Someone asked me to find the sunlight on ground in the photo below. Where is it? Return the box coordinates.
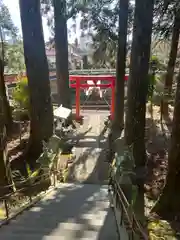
[47,187,111,239]
[70,152,98,182]
[0,208,6,219]
[148,220,177,239]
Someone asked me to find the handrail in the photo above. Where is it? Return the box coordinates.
[0,168,50,190]
[115,179,148,239]
[109,170,148,239]
[0,166,64,222]
[1,138,147,239]
[0,170,52,197]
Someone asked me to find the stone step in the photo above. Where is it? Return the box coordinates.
[0,183,118,240]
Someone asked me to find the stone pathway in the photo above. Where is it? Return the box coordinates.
[68,110,110,184]
[0,184,118,240]
[0,111,119,240]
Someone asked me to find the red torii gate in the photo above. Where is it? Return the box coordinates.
[5,73,128,120]
[69,75,128,120]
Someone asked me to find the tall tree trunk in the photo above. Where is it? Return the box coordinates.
[124,0,154,219]
[0,96,12,197]
[125,0,154,167]
[0,59,12,134]
[163,12,180,115]
[153,69,180,215]
[53,0,71,109]
[83,55,88,69]
[113,0,129,133]
[0,28,13,134]
[19,0,53,157]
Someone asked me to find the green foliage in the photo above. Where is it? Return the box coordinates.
[153,0,180,39]
[113,145,135,176]
[26,163,40,179]
[26,163,31,176]
[78,0,133,67]
[0,2,23,73]
[92,31,117,68]
[22,136,63,187]
[110,144,138,206]
[151,39,170,69]
[12,76,29,110]
[148,56,161,100]
[37,135,63,169]
[41,0,133,68]
[148,74,156,100]
[0,0,19,77]
[0,1,18,38]
[4,41,25,74]
[150,55,159,70]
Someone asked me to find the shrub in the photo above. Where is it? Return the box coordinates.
[12,76,29,110]
[150,55,159,71]
[148,73,156,100]
[148,56,161,100]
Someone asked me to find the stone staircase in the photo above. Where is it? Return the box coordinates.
[0,183,118,240]
[0,111,124,239]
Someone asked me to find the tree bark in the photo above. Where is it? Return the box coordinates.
[19,0,53,156]
[125,0,154,167]
[0,59,13,134]
[153,69,180,215]
[124,0,154,220]
[0,97,12,197]
[163,12,180,115]
[0,27,13,134]
[53,0,71,109]
[113,0,129,133]
[83,55,88,69]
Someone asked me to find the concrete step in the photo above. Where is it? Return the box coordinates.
[0,183,118,240]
